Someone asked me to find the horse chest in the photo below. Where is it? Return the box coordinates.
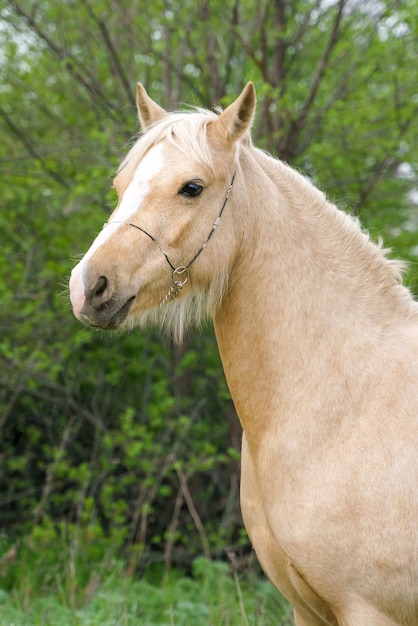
[240,434,341,624]
[240,429,418,623]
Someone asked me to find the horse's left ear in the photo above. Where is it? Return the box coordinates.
[136,83,167,130]
[215,82,256,144]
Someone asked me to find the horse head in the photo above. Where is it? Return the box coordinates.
[69,82,256,338]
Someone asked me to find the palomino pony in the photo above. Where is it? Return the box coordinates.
[69,83,418,625]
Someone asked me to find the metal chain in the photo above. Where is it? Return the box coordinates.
[159,266,189,307]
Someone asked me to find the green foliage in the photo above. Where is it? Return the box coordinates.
[0,531,289,625]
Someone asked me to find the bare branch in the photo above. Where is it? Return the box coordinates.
[33,414,79,525]
[7,0,122,122]
[354,104,418,211]
[176,467,211,560]
[280,0,346,158]
[0,105,70,187]
[79,0,134,106]
[163,485,184,581]
[297,0,346,127]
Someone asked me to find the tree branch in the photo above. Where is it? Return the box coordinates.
[78,0,134,106]
[7,0,122,122]
[354,104,418,211]
[0,105,70,187]
[176,467,211,560]
[281,0,346,158]
[33,414,79,525]
[297,0,346,128]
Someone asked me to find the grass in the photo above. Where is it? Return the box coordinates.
[0,530,292,625]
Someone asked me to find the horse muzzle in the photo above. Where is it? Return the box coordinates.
[69,264,136,330]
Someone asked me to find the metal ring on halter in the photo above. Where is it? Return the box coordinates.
[172,266,189,287]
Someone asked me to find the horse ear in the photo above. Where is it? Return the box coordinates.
[215,82,256,144]
[136,83,167,130]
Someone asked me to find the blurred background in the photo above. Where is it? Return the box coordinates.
[0,0,417,621]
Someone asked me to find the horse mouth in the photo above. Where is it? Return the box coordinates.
[106,296,136,329]
[88,296,136,330]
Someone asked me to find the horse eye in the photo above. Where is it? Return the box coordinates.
[179,182,204,198]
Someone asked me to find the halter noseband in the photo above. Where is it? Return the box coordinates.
[104,171,236,306]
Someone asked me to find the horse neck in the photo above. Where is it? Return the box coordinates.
[213,147,415,447]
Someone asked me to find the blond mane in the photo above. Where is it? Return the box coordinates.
[251,146,414,309]
[119,108,220,175]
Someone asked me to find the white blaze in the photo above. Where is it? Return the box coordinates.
[69,143,165,314]
[84,142,165,262]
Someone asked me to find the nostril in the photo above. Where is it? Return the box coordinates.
[90,275,111,308]
[94,275,108,298]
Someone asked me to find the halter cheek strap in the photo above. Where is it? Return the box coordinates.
[103,172,236,306]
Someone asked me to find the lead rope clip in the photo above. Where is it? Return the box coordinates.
[159,266,189,307]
